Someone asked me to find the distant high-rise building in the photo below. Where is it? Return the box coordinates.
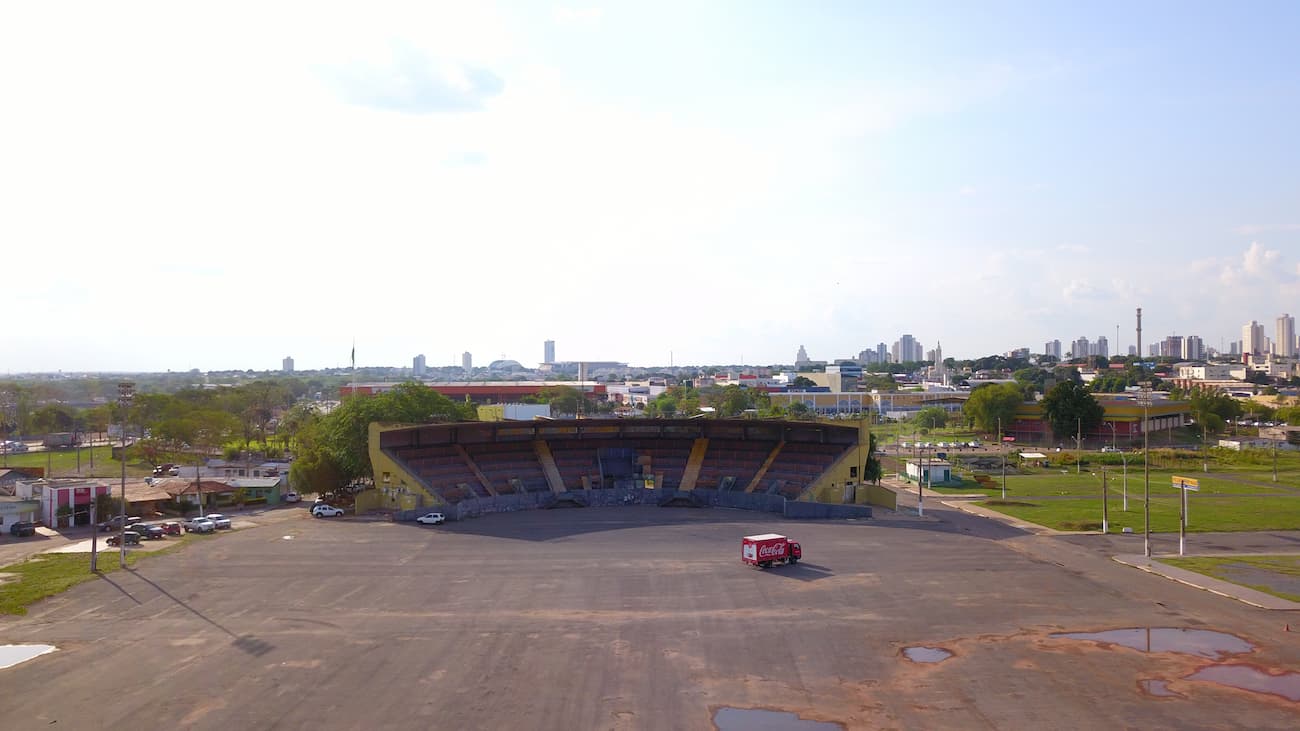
[281,356,294,373]
[1094,336,1109,359]
[1072,337,1090,360]
[413,354,427,376]
[462,351,473,374]
[1045,340,1062,359]
[1183,336,1204,361]
[1163,335,1183,359]
[1242,320,1266,359]
[796,345,810,367]
[544,340,556,364]
[1128,345,1137,356]
[893,334,922,363]
[1277,314,1296,358]
[1230,341,1241,356]
[876,342,888,363]
[1006,347,1029,360]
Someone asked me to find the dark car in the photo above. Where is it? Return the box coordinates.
[8,521,38,537]
[106,531,141,547]
[99,516,142,533]
[133,523,166,540]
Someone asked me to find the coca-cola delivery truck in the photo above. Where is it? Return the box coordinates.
[741,533,801,568]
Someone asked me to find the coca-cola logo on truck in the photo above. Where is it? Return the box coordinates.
[757,543,785,558]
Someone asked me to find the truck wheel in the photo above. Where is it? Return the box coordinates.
[789,557,798,565]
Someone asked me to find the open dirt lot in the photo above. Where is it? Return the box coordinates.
[1,506,1298,729]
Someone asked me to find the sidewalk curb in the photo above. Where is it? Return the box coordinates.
[1112,554,1300,611]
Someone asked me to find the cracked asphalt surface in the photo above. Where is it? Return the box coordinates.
[2,505,1298,729]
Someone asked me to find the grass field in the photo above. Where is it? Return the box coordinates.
[0,534,210,615]
[0,446,154,479]
[1162,555,1300,603]
[977,494,1300,533]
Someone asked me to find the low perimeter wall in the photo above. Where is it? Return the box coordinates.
[421,488,871,522]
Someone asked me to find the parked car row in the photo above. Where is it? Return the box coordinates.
[2,440,29,453]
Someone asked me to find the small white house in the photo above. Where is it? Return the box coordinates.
[905,459,951,484]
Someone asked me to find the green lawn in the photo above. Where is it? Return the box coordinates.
[967,468,1295,499]
[0,534,210,615]
[978,495,1300,533]
[1162,555,1300,603]
[0,446,154,479]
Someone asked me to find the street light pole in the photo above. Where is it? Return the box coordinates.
[998,416,1006,500]
[117,382,134,566]
[1138,381,1152,557]
[1076,417,1082,474]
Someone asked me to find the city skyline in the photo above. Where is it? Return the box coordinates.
[3,3,1299,373]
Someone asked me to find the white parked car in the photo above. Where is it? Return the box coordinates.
[282,491,301,503]
[312,504,344,518]
[183,517,216,534]
[205,513,233,529]
[415,512,445,525]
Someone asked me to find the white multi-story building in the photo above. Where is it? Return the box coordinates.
[281,356,294,373]
[1045,340,1062,359]
[1242,320,1266,358]
[413,354,427,377]
[1094,336,1109,358]
[1183,335,1204,361]
[1277,314,1296,358]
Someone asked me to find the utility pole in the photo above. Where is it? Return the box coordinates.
[117,382,134,566]
[1138,382,1153,557]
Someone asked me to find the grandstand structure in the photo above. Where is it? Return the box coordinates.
[364,419,869,517]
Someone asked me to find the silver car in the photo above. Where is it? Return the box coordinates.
[205,513,233,530]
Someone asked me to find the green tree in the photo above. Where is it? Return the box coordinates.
[290,382,475,491]
[915,406,948,430]
[790,376,817,390]
[1040,381,1104,441]
[962,383,1024,433]
[862,432,883,485]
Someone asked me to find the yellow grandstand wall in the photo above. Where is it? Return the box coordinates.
[369,423,445,509]
[803,419,873,503]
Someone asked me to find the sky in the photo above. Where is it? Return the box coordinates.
[3,1,1299,373]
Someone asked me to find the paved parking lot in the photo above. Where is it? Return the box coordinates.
[1,506,1298,729]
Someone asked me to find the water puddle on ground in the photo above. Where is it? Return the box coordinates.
[0,644,57,670]
[713,707,845,730]
[902,646,953,663]
[1185,664,1300,702]
[1049,628,1253,660]
[1138,679,1182,698]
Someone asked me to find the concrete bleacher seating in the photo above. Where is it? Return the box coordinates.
[762,442,850,501]
[695,439,775,491]
[464,442,549,493]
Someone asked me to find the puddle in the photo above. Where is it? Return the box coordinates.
[1185,664,1300,702]
[1049,628,1253,660]
[902,646,953,663]
[0,644,57,670]
[713,707,845,730]
[1138,679,1182,698]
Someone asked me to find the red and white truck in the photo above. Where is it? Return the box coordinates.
[741,533,802,568]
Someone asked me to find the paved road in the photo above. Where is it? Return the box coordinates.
[2,506,1299,729]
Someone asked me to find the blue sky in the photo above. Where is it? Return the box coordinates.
[2,1,1298,372]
